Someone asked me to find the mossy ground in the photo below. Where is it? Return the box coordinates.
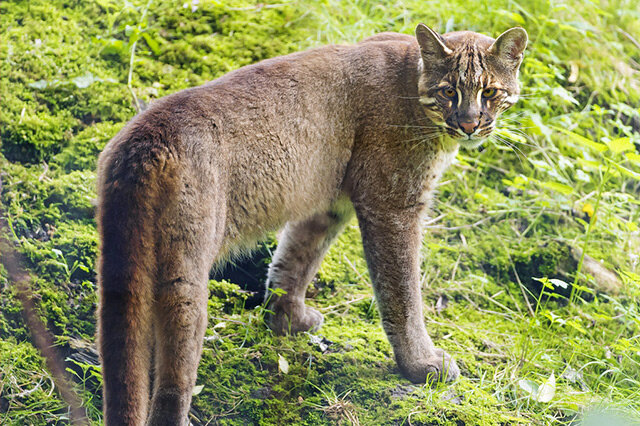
[1,0,639,424]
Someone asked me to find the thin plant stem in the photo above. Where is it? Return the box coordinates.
[570,161,611,303]
[127,0,153,112]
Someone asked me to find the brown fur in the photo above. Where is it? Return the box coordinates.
[97,25,526,425]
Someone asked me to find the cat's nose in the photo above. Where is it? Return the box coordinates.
[459,120,479,135]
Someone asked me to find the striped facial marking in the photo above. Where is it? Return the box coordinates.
[415,26,527,147]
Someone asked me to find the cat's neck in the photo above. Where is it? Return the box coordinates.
[344,35,426,126]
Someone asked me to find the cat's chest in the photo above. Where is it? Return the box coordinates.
[418,138,458,203]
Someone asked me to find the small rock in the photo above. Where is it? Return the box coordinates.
[435,294,449,314]
[570,247,622,294]
[390,384,417,399]
[67,338,99,366]
[307,333,335,353]
[441,389,463,405]
[561,365,589,391]
[250,387,271,399]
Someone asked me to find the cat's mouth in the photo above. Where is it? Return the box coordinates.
[442,126,488,149]
[457,137,486,149]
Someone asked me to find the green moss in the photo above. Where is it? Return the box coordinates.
[45,171,97,221]
[1,162,57,236]
[0,1,130,163]
[208,279,248,313]
[48,222,98,277]
[0,287,28,341]
[0,104,77,163]
[16,221,97,286]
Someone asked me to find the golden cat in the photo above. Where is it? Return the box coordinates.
[96,24,527,425]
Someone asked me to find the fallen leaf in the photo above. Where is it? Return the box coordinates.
[549,278,569,289]
[72,72,95,89]
[278,354,289,374]
[536,372,556,403]
[518,373,556,403]
[568,62,579,83]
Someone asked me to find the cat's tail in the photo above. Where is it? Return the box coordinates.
[96,136,174,425]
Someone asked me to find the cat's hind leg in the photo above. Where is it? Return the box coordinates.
[146,182,223,425]
[266,201,353,335]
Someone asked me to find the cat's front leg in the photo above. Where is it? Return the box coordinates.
[356,207,459,384]
[266,205,353,334]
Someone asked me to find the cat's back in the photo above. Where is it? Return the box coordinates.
[107,33,416,143]
[99,32,419,179]
[360,32,416,44]
[180,32,417,115]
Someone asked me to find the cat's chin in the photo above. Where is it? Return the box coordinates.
[457,137,486,150]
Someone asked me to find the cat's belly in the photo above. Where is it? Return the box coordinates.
[218,127,354,257]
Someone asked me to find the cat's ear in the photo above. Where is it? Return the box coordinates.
[489,27,528,68]
[415,24,452,61]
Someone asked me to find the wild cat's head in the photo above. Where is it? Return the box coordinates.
[415,24,528,149]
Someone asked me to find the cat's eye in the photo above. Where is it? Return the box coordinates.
[482,88,498,99]
[442,88,456,98]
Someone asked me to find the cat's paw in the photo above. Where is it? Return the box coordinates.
[397,347,460,384]
[268,304,323,335]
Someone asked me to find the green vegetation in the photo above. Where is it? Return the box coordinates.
[1,0,639,424]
